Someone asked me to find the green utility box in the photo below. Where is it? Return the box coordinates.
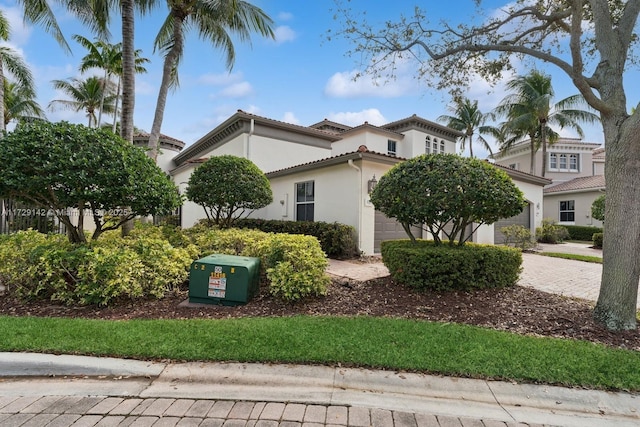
[189,254,261,306]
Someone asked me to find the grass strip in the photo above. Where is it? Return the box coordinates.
[1,315,639,391]
[539,252,602,263]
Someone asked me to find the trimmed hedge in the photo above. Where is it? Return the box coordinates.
[563,225,603,242]
[381,240,522,291]
[593,232,603,249]
[233,218,359,259]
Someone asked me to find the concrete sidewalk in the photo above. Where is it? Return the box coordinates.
[1,353,639,427]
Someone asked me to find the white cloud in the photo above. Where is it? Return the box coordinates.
[278,12,294,21]
[219,82,254,98]
[282,112,300,124]
[327,109,387,126]
[2,6,32,46]
[273,26,297,44]
[324,69,417,99]
[135,78,156,96]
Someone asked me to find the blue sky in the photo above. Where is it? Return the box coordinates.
[1,0,632,157]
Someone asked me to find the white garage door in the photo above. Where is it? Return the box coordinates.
[374,211,421,253]
[493,202,531,244]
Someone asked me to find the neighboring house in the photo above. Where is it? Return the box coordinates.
[543,175,605,228]
[492,137,605,228]
[169,110,549,255]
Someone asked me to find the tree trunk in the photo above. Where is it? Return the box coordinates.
[540,123,547,177]
[120,0,135,236]
[468,134,473,158]
[148,14,184,162]
[528,137,536,175]
[97,69,108,127]
[0,63,5,133]
[120,0,135,143]
[594,112,640,330]
[112,76,121,133]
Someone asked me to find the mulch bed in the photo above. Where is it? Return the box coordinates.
[1,275,638,351]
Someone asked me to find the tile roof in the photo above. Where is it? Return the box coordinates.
[544,175,606,193]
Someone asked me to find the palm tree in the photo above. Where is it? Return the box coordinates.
[49,76,116,127]
[147,0,275,160]
[437,98,496,158]
[3,79,45,126]
[111,46,150,133]
[495,70,600,176]
[0,12,37,132]
[74,35,122,128]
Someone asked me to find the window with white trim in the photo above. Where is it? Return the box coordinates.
[425,136,431,154]
[559,154,567,170]
[549,152,580,172]
[387,140,397,156]
[559,200,575,222]
[296,181,314,221]
[440,141,445,153]
[569,154,579,171]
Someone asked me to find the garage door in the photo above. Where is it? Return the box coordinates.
[493,202,531,244]
[374,211,421,253]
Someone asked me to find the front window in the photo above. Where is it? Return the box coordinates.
[433,141,438,154]
[559,200,575,222]
[559,154,567,170]
[387,140,397,156]
[569,154,579,171]
[425,136,431,154]
[549,153,557,170]
[440,141,445,153]
[296,181,314,221]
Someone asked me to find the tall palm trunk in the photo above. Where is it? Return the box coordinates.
[467,133,473,158]
[0,63,5,133]
[120,0,135,143]
[540,121,548,177]
[148,14,184,161]
[97,69,108,127]
[112,75,121,133]
[528,134,536,175]
[120,0,135,237]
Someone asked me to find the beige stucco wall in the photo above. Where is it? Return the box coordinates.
[494,142,601,183]
[331,131,399,157]
[400,129,456,157]
[193,134,331,174]
[543,191,604,228]
[474,178,545,244]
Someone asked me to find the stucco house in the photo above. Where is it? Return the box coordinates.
[167,110,549,255]
[491,138,605,227]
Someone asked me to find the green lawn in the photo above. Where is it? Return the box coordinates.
[2,315,639,391]
[538,252,602,263]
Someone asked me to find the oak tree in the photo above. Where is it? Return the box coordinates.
[335,0,640,331]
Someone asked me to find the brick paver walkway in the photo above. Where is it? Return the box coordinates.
[519,253,640,309]
[0,396,553,427]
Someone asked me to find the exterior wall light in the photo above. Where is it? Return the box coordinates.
[368,175,378,194]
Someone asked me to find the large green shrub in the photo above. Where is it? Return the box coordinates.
[593,232,603,249]
[0,121,181,243]
[499,224,536,250]
[186,226,331,302]
[563,225,603,241]
[370,154,525,245]
[186,155,273,228]
[233,218,358,259]
[0,229,194,306]
[536,219,570,244]
[381,240,522,291]
[591,194,605,222]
